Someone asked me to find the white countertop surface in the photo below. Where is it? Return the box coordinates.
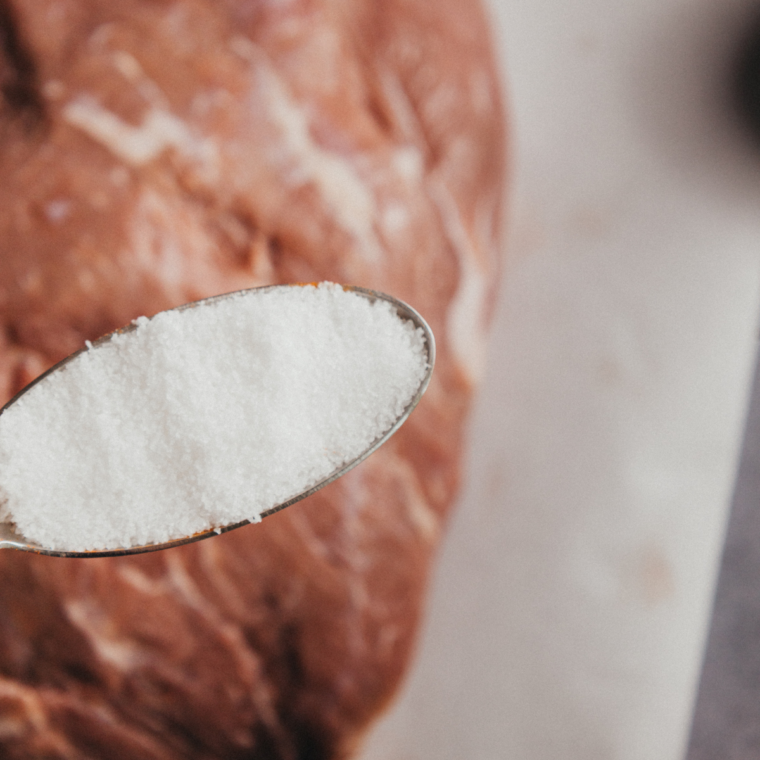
[359,0,760,758]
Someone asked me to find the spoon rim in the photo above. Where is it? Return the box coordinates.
[0,283,435,558]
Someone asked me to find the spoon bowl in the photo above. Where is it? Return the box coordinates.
[0,284,435,558]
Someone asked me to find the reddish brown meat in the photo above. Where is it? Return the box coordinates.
[0,0,506,757]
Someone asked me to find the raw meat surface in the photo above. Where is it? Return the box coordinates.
[0,0,506,757]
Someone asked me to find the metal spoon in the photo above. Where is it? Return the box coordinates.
[0,284,435,559]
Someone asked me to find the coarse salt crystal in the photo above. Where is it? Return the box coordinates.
[0,283,430,552]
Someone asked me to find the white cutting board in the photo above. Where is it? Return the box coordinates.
[359,0,760,758]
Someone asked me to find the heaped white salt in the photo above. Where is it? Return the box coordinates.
[0,283,430,552]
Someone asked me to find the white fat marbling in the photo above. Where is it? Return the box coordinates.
[233,39,383,262]
[63,96,218,172]
[430,178,490,384]
[66,600,143,671]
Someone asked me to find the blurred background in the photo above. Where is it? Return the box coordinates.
[360,0,760,758]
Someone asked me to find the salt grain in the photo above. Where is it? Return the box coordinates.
[0,283,429,552]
